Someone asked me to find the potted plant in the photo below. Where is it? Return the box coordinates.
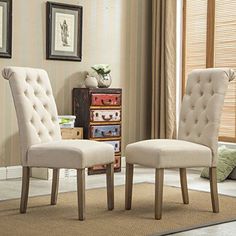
[91,64,112,88]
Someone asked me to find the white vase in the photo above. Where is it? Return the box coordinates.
[97,74,112,88]
[84,76,98,88]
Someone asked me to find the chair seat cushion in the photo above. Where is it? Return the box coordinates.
[126,139,212,168]
[27,140,114,169]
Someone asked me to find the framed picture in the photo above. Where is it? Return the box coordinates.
[0,0,12,58]
[46,2,83,61]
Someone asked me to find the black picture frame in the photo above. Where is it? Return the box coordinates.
[46,2,83,61]
[0,0,12,58]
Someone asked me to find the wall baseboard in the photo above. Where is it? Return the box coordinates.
[1,157,126,180]
[32,157,126,180]
[0,167,7,180]
[0,166,22,180]
[31,168,49,180]
[46,169,77,180]
[121,156,125,168]
[7,166,22,179]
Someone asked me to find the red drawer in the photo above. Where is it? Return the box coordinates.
[114,156,121,169]
[88,156,121,175]
[91,94,121,106]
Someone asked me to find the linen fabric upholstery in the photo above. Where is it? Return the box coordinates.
[178,68,235,167]
[2,67,114,168]
[2,67,62,166]
[126,68,235,169]
[126,139,212,168]
[28,140,114,169]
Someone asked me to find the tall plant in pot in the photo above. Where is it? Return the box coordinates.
[91,64,112,88]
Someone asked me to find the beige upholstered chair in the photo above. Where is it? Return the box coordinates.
[125,68,235,220]
[2,67,115,220]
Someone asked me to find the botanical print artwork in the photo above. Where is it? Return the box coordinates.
[54,12,74,52]
[0,6,3,48]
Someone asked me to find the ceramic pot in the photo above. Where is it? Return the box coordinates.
[84,76,98,88]
[97,74,112,88]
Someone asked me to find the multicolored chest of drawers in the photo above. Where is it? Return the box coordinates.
[72,88,122,175]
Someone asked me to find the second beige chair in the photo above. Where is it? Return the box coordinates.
[125,68,235,220]
[2,66,115,221]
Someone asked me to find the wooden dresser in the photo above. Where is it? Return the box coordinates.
[73,88,122,175]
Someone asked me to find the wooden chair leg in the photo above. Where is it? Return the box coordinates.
[51,168,60,205]
[180,168,189,204]
[106,163,114,210]
[77,169,85,221]
[209,167,219,213]
[125,163,134,210]
[155,168,164,220]
[20,167,30,213]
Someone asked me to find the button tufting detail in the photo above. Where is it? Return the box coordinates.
[49,130,54,136]
[43,103,48,109]
[2,67,63,166]
[177,68,235,168]
[37,77,41,83]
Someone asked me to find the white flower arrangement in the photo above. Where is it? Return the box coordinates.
[91,64,111,75]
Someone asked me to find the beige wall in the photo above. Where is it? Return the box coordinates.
[0,0,152,166]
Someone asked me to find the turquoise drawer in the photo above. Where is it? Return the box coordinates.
[103,140,121,153]
[90,125,121,138]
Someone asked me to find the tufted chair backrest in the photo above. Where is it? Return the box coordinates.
[2,67,62,166]
[178,68,235,166]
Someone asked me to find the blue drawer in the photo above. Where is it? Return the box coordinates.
[90,125,121,138]
[103,140,121,153]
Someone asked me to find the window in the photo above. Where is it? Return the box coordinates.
[182,0,236,142]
